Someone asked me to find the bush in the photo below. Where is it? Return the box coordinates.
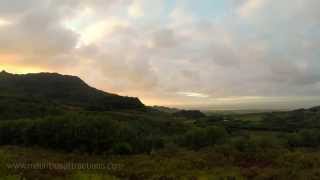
[285,133,303,148]
[183,128,208,150]
[206,126,228,145]
[112,143,133,155]
[182,126,228,150]
[285,129,320,148]
[231,137,258,153]
[299,129,320,147]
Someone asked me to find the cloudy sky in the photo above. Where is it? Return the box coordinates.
[0,0,320,110]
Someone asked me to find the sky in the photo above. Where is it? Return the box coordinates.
[0,0,320,110]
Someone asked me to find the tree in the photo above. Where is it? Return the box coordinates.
[206,126,228,145]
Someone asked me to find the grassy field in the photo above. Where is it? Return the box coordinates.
[1,145,320,180]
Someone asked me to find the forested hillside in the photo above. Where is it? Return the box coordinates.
[0,71,144,116]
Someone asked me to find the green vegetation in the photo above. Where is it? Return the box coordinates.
[173,110,206,119]
[1,72,320,179]
[0,71,144,112]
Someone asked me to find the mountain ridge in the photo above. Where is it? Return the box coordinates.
[0,71,144,111]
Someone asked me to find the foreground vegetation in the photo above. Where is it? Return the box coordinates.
[1,106,320,179]
[1,142,320,179]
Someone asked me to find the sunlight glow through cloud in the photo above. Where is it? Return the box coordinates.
[177,92,210,98]
[128,0,144,18]
[0,18,11,26]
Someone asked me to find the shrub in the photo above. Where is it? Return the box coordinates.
[183,128,208,150]
[206,126,228,145]
[285,129,320,148]
[231,137,258,153]
[112,143,133,155]
[182,126,228,150]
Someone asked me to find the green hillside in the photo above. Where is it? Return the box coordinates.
[0,71,144,117]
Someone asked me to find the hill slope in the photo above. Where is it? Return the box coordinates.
[0,71,144,111]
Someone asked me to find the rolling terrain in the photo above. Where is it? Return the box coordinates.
[0,72,320,179]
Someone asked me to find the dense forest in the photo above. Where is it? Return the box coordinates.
[1,72,320,179]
